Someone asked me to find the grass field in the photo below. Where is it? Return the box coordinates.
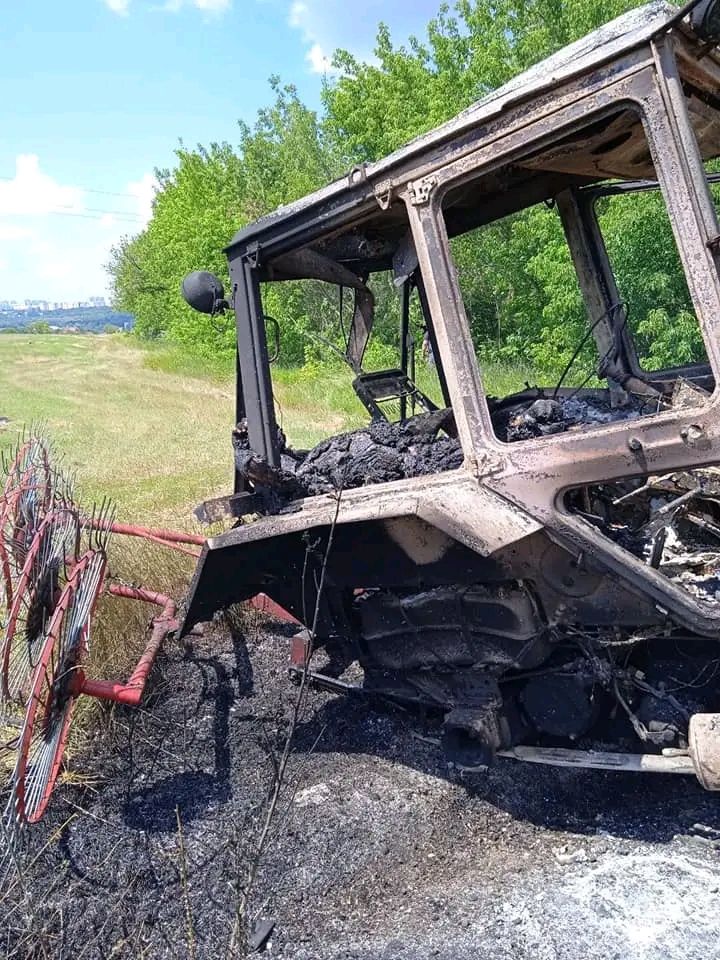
[0,334,371,525]
[0,334,234,524]
[1,333,540,525]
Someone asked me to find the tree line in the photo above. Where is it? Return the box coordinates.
[108,0,705,377]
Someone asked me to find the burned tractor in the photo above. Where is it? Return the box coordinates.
[180,2,720,786]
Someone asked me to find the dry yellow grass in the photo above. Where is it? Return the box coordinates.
[0,334,234,525]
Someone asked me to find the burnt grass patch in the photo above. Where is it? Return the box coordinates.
[2,617,720,959]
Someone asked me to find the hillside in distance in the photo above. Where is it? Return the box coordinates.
[0,305,134,333]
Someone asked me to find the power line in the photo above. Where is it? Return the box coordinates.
[40,209,143,224]
[56,204,144,220]
[0,173,147,201]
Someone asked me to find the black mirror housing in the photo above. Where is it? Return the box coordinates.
[181,271,226,314]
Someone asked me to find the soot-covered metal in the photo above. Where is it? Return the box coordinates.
[182,3,720,789]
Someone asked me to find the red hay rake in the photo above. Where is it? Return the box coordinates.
[0,428,299,862]
[0,431,207,851]
[0,429,298,856]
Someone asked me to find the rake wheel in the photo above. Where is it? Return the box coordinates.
[0,508,80,708]
[0,537,12,624]
[1,437,54,580]
[12,549,106,826]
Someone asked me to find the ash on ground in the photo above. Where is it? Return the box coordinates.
[2,617,719,959]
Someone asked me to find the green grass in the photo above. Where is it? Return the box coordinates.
[0,334,234,525]
[1,334,546,523]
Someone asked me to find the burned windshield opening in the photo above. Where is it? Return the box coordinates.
[440,106,715,445]
[231,214,464,510]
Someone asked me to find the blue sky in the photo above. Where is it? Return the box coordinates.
[0,0,442,303]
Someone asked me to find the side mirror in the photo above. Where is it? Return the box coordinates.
[181,271,227,315]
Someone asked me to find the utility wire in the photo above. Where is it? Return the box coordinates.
[0,174,148,201]
[0,174,150,221]
[31,210,143,223]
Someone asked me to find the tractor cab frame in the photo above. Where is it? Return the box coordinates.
[183,2,720,785]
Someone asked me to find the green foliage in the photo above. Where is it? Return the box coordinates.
[27,321,51,335]
[108,0,700,385]
[323,0,646,160]
[110,80,332,362]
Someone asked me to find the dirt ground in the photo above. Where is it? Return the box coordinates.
[3,615,720,960]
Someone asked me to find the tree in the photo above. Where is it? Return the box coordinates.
[108,0,697,376]
[27,321,51,335]
[109,81,333,363]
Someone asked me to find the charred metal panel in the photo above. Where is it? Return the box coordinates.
[356,583,548,673]
[228,252,280,467]
[180,518,511,637]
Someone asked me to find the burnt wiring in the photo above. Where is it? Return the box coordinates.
[264,315,281,364]
[552,302,627,398]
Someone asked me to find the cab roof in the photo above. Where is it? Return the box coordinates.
[225,2,711,268]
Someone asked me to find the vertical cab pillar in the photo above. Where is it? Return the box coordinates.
[556,187,642,388]
[228,249,280,469]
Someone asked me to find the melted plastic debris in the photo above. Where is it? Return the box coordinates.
[504,395,642,442]
[294,419,462,495]
[233,414,462,501]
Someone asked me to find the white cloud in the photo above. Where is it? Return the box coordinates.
[0,157,158,301]
[306,43,338,75]
[126,172,159,226]
[287,1,342,74]
[162,0,231,12]
[288,1,308,30]
[0,224,33,242]
[193,0,231,10]
[104,0,130,14]
[112,0,231,13]
[0,155,84,218]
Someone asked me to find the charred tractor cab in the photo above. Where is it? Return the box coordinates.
[183,2,720,786]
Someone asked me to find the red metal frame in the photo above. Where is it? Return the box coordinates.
[13,552,96,825]
[87,519,204,558]
[101,522,205,546]
[0,507,79,704]
[248,592,299,624]
[79,584,177,707]
[0,536,13,613]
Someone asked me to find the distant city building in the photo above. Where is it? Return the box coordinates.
[0,297,116,314]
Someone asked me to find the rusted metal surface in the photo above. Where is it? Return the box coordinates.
[88,518,204,557]
[79,584,178,707]
[175,2,720,785]
[689,713,720,789]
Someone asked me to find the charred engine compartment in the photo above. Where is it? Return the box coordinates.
[232,378,697,506]
[228,371,720,771]
[232,408,463,505]
[338,576,720,768]
[566,468,720,604]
